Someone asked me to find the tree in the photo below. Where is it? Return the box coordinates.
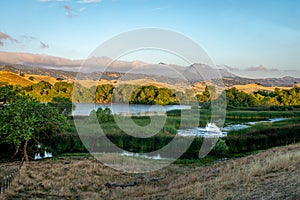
[112,84,136,103]
[30,81,53,102]
[95,84,114,103]
[29,76,35,81]
[0,85,18,104]
[49,96,74,116]
[0,95,68,161]
[212,139,229,157]
[52,82,73,98]
[95,107,114,123]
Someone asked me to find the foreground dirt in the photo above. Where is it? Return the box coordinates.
[2,143,300,200]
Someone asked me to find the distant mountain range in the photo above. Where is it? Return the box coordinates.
[0,51,300,87]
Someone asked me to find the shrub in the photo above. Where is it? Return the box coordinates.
[29,76,35,81]
[212,139,229,157]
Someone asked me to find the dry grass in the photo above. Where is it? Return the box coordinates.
[77,79,116,88]
[228,83,292,94]
[0,72,33,86]
[0,162,20,179]
[0,72,59,86]
[2,143,299,200]
[24,74,58,85]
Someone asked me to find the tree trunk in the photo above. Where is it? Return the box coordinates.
[23,140,29,162]
[11,146,19,160]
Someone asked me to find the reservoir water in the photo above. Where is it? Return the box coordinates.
[72,103,191,116]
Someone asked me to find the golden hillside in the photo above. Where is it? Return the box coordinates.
[0,71,34,86]
[229,83,292,93]
[0,71,61,86]
[0,71,296,94]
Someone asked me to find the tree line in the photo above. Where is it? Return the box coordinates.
[2,81,196,105]
[1,80,300,107]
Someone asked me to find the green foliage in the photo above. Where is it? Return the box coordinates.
[0,84,18,104]
[89,107,115,123]
[72,83,93,103]
[225,118,300,154]
[224,86,300,108]
[94,84,113,103]
[38,112,300,159]
[6,80,300,108]
[197,85,216,103]
[49,96,74,116]
[0,93,68,160]
[129,85,177,105]
[212,139,229,157]
[28,76,34,81]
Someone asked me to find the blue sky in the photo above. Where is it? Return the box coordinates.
[0,0,300,70]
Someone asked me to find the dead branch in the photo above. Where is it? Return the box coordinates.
[104,176,167,189]
[105,182,137,189]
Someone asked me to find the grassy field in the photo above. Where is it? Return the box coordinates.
[228,83,292,94]
[2,142,299,199]
[0,72,33,86]
[0,71,59,86]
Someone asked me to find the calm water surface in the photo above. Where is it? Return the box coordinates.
[72,103,191,116]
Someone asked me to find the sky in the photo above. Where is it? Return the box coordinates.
[0,0,300,70]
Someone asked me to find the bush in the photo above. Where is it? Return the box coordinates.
[212,139,229,157]
[29,76,35,81]
[96,107,115,123]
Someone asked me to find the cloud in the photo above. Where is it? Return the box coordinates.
[79,7,87,12]
[20,35,37,40]
[0,33,50,50]
[152,7,163,11]
[0,32,19,47]
[76,0,102,4]
[40,41,49,49]
[63,5,77,17]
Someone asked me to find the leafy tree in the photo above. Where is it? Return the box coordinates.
[49,96,74,116]
[51,82,73,98]
[196,86,216,103]
[0,85,18,104]
[29,81,53,102]
[212,139,229,157]
[95,84,113,103]
[155,88,175,105]
[0,95,68,161]
[112,84,136,103]
[31,81,52,95]
[28,76,35,81]
[72,83,94,103]
[95,107,114,123]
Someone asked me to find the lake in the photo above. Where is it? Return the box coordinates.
[72,103,191,116]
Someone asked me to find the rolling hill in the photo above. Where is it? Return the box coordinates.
[0,71,33,86]
[1,51,300,93]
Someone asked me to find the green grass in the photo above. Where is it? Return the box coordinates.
[227,117,300,136]
[45,110,300,160]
